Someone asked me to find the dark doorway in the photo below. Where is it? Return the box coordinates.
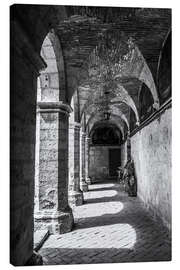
[109,148,121,177]
[91,126,122,145]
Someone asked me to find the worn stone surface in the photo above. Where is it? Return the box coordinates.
[39,182,171,265]
[34,110,74,234]
[38,112,59,211]
[68,191,84,206]
[80,180,89,192]
[131,107,171,231]
[35,208,74,235]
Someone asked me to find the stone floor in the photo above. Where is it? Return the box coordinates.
[39,181,171,265]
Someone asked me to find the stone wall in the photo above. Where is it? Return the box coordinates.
[131,107,171,231]
[89,146,121,181]
[10,22,42,264]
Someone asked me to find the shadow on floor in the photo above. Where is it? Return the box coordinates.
[79,184,170,231]
[40,246,171,265]
[39,182,171,265]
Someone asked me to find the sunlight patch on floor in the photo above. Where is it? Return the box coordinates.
[86,189,118,199]
[89,183,116,190]
[73,201,124,219]
[43,224,136,249]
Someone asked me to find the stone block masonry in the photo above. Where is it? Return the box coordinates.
[39,112,59,210]
[68,122,84,206]
[34,102,74,235]
[80,132,89,191]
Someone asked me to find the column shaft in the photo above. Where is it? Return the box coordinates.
[34,102,74,234]
[80,132,88,191]
[85,136,91,185]
[68,123,83,206]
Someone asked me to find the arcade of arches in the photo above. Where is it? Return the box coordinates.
[10,5,171,265]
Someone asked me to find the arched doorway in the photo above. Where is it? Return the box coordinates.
[89,123,123,182]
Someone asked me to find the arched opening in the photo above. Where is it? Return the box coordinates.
[89,123,123,182]
[38,31,60,101]
[157,31,171,104]
[139,83,154,122]
[91,125,122,145]
[10,5,171,266]
[34,30,74,237]
[34,31,60,232]
[130,108,137,132]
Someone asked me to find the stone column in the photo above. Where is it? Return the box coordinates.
[34,102,74,234]
[127,134,131,161]
[85,136,91,185]
[80,132,89,192]
[68,122,83,206]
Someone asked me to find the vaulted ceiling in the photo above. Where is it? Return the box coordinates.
[53,6,171,135]
[15,4,170,136]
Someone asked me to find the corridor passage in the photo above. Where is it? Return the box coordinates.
[39,182,171,264]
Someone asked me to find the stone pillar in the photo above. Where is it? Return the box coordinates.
[34,102,74,234]
[85,136,91,185]
[121,140,128,167]
[68,122,83,206]
[80,132,89,192]
[127,134,131,161]
[10,17,46,265]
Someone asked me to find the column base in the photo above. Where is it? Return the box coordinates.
[34,207,74,234]
[80,178,88,192]
[25,251,43,266]
[68,190,83,206]
[86,177,92,185]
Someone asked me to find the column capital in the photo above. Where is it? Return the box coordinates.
[85,136,91,142]
[37,101,73,115]
[81,131,87,138]
[69,122,81,130]
[74,122,81,130]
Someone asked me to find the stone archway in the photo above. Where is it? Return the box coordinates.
[10,6,69,265]
[10,5,172,266]
[34,31,74,235]
[89,123,123,182]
